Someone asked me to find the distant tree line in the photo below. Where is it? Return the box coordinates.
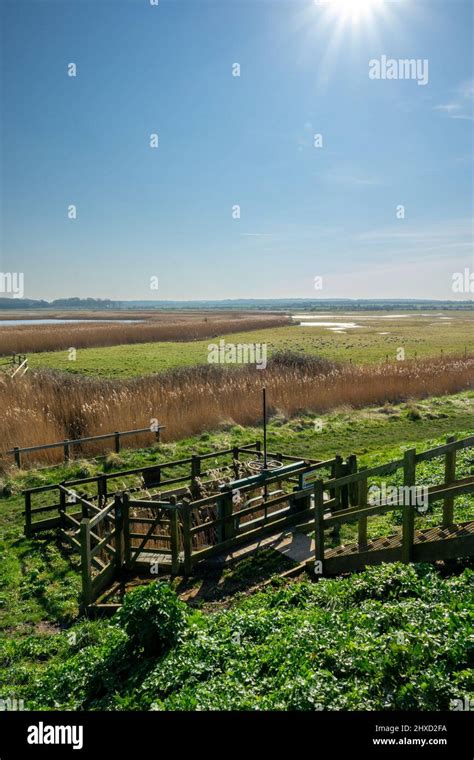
[0,297,471,311]
[0,297,118,310]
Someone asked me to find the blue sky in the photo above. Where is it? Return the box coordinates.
[1,0,473,300]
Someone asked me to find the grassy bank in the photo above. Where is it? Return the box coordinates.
[26,312,474,377]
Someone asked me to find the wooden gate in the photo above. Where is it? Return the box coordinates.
[77,494,121,606]
[122,493,181,576]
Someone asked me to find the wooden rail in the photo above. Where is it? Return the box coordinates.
[7,424,166,467]
[23,441,265,536]
[309,435,474,575]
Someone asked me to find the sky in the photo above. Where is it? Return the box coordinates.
[1,0,473,301]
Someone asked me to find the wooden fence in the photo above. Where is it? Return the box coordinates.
[0,353,28,378]
[23,434,474,608]
[8,425,165,468]
[308,435,474,574]
[24,440,267,536]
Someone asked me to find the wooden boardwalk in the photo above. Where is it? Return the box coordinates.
[322,520,474,574]
[134,520,474,577]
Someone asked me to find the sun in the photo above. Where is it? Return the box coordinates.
[317,0,384,24]
[305,0,397,92]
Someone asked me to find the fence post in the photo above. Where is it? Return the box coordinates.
[331,455,344,507]
[63,440,70,462]
[232,446,240,477]
[313,480,325,577]
[169,495,180,576]
[24,491,32,538]
[13,447,21,468]
[122,492,131,569]
[114,493,123,570]
[59,483,66,528]
[296,486,312,514]
[330,455,344,541]
[340,461,350,510]
[182,503,193,576]
[191,455,201,479]
[216,496,224,543]
[80,518,93,607]
[357,468,368,548]
[98,475,107,507]
[216,492,234,543]
[81,496,89,519]
[114,432,121,454]
[223,491,234,541]
[443,436,456,528]
[275,451,284,495]
[347,454,358,507]
[402,448,416,563]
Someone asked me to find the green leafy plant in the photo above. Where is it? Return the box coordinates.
[114,582,188,656]
[20,565,474,711]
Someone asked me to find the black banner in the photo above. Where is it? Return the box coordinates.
[0,711,472,758]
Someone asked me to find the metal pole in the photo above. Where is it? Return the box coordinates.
[262,387,268,501]
[262,387,267,470]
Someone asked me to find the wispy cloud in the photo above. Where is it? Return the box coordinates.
[435,80,474,121]
[434,103,458,113]
[357,218,473,250]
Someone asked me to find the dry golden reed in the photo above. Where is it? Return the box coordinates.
[0,313,290,354]
[1,354,472,467]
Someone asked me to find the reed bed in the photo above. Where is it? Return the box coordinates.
[0,314,290,354]
[1,354,473,468]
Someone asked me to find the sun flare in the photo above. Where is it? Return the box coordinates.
[318,0,384,24]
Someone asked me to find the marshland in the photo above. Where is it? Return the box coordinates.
[0,303,472,716]
[0,308,472,466]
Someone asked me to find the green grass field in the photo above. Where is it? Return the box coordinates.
[27,311,474,377]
